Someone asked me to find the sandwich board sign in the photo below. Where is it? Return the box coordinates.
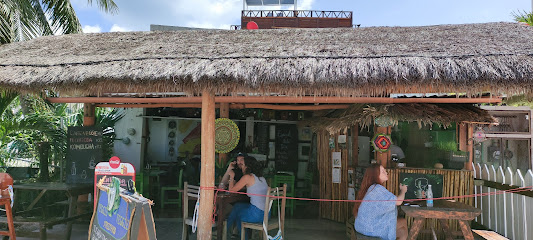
[89,180,156,240]
[94,156,135,207]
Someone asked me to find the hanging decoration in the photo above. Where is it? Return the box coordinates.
[372,134,392,152]
[374,116,394,127]
[473,127,486,143]
[215,118,240,153]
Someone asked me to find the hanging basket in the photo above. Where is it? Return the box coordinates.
[215,118,240,153]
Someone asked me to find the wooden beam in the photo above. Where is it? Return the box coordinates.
[48,96,502,104]
[96,103,350,111]
[219,103,230,165]
[83,103,95,126]
[198,90,215,240]
[465,124,474,170]
[96,103,207,108]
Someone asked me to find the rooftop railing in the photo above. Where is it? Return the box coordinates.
[242,10,352,19]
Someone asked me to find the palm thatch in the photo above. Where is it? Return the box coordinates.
[307,103,495,134]
[0,22,533,96]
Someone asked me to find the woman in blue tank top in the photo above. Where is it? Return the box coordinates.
[226,156,268,240]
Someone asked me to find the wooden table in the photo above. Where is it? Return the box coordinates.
[12,182,93,240]
[216,192,250,240]
[401,200,481,240]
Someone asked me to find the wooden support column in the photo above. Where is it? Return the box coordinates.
[374,126,392,168]
[465,124,474,170]
[218,103,230,165]
[83,103,96,126]
[352,125,359,167]
[198,90,215,240]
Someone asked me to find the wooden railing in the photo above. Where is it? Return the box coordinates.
[473,163,533,240]
[242,10,352,19]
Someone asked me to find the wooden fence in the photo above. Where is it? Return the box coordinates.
[473,163,533,240]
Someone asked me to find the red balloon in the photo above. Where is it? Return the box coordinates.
[246,21,259,30]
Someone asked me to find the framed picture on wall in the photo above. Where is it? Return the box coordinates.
[299,127,312,142]
[298,143,311,160]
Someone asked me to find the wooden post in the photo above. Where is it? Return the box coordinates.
[218,103,230,165]
[198,90,215,240]
[37,142,50,182]
[465,123,474,170]
[83,103,96,126]
[351,125,359,167]
[374,126,391,168]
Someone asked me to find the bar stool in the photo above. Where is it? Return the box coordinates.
[0,197,15,240]
[0,173,15,239]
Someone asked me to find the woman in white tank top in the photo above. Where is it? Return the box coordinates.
[226,156,268,240]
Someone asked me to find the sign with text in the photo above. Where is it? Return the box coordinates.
[90,189,134,240]
[67,126,103,184]
[89,185,157,240]
[94,157,136,205]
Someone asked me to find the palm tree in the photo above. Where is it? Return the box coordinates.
[0,0,118,43]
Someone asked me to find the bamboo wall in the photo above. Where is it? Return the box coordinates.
[317,131,352,222]
[385,168,474,238]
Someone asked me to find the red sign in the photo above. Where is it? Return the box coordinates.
[247,21,259,30]
[109,156,121,169]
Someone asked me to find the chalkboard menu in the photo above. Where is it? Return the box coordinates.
[275,124,298,171]
[399,172,443,200]
[67,126,103,184]
[256,123,269,155]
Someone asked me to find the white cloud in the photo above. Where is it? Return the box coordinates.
[82,25,102,33]
[109,24,130,32]
[298,0,314,10]
[91,0,314,31]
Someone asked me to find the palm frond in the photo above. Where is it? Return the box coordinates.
[512,10,533,26]
[86,0,118,14]
[41,0,81,34]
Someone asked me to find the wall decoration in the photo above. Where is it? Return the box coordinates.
[299,127,312,141]
[298,143,311,160]
[332,168,341,183]
[329,137,335,149]
[371,134,392,152]
[348,168,355,187]
[214,118,240,153]
[332,152,342,168]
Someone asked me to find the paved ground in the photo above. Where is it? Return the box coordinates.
[12,217,347,240]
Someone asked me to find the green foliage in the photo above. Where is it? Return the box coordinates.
[1,0,118,44]
[512,10,533,26]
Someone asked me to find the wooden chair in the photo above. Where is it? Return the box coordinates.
[0,173,16,240]
[272,174,294,216]
[182,182,225,240]
[160,169,183,209]
[241,184,286,240]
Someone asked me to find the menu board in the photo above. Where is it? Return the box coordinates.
[67,126,103,184]
[275,124,298,171]
[399,172,443,200]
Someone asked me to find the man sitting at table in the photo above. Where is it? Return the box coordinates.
[220,152,245,189]
[226,156,269,240]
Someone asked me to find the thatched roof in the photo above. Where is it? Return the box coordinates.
[1,22,533,96]
[308,103,495,134]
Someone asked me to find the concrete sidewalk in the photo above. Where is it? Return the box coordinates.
[13,217,346,239]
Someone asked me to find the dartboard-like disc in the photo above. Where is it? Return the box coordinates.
[215,118,240,153]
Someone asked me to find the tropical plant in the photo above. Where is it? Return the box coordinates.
[512,10,533,26]
[0,0,118,44]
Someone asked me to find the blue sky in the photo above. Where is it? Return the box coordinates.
[71,0,532,33]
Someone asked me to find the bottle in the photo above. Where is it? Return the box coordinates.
[426,184,433,207]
